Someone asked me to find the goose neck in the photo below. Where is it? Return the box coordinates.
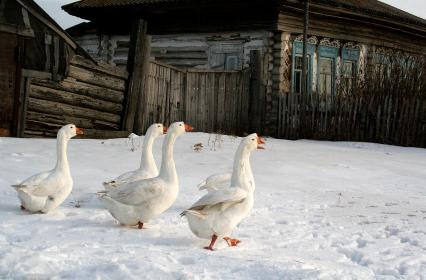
[140,131,156,171]
[231,144,252,189]
[54,134,70,173]
[159,132,178,182]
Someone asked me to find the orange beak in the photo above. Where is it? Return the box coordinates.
[184,124,194,132]
[76,127,84,135]
[257,137,265,149]
[163,127,168,134]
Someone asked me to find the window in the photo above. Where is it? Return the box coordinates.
[317,45,338,96]
[342,47,360,95]
[225,54,239,70]
[373,51,393,88]
[319,58,333,96]
[342,61,356,95]
[291,41,314,94]
[208,42,243,70]
[294,55,310,94]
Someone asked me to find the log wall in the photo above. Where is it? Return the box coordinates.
[22,55,129,138]
[73,31,271,70]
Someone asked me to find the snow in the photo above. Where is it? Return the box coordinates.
[0,133,425,279]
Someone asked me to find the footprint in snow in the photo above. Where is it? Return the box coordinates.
[385,202,399,207]
[381,212,401,215]
[356,238,368,248]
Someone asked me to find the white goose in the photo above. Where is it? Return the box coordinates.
[11,124,83,213]
[181,133,265,250]
[97,122,193,228]
[103,123,166,190]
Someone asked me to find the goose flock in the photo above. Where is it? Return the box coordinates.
[10,122,265,251]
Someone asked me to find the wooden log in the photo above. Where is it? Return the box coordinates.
[27,97,121,124]
[21,69,52,79]
[68,65,126,91]
[152,52,208,59]
[24,127,129,139]
[78,129,130,139]
[60,78,124,103]
[26,111,120,130]
[70,55,128,79]
[29,84,123,114]
[24,129,57,138]
[123,19,151,133]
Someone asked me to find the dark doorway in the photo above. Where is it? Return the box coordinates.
[0,33,18,136]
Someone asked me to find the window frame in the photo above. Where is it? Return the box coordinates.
[291,41,315,94]
[341,47,360,95]
[317,45,339,96]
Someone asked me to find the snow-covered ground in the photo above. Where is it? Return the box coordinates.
[0,133,425,279]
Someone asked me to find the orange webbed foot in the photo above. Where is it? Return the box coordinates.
[224,237,241,247]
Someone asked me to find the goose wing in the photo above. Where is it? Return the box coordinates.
[13,171,51,187]
[197,173,232,192]
[11,171,54,196]
[189,187,247,211]
[103,169,150,188]
[107,178,164,205]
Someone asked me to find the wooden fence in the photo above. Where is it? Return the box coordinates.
[21,55,129,138]
[278,93,426,147]
[139,61,251,135]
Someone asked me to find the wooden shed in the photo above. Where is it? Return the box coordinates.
[0,0,130,138]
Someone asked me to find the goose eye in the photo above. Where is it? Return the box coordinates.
[179,124,183,126]
[251,139,255,141]
[157,125,161,128]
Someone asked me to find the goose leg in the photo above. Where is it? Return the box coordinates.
[223,237,241,247]
[138,222,144,229]
[204,234,218,251]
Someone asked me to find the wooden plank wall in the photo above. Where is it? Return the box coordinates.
[277,93,426,147]
[22,55,129,138]
[140,61,186,132]
[185,70,250,135]
[140,61,250,135]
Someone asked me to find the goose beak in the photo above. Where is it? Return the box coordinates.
[184,124,194,132]
[163,127,168,134]
[257,137,265,150]
[76,127,84,135]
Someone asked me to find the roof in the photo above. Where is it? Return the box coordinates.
[17,0,93,59]
[63,0,426,30]
[64,0,178,8]
[315,0,426,27]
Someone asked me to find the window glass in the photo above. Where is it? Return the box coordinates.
[319,58,333,96]
[294,55,309,94]
[225,55,239,70]
[343,61,355,95]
